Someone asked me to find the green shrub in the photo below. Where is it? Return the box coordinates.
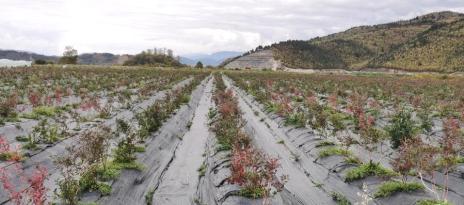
[329,112,348,134]
[116,118,130,134]
[180,94,191,104]
[345,162,398,182]
[387,109,416,149]
[114,136,137,163]
[97,163,121,181]
[374,181,424,198]
[79,167,114,196]
[417,110,433,133]
[58,178,80,205]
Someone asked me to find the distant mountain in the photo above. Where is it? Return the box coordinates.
[0,49,241,67]
[0,49,58,62]
[224,11,464,72]
[0,49,133,65]
[181,51,242,66]
[179,56,197,66]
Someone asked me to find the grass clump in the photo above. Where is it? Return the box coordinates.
[315,140,336,148]
[318,147,351,158]
[197,163,207,177]
[0,152,22,161]
[457,156,464,164]
[345,162,398,182]
[57,178,80,205]
[180,94,190,104]
[238,186,267,199]
[373,181,424,198]
[145,188,155,205]
[96,183,112,196]
[15,135,29,142]
[21,106,59,119]
[95,161,144,182]
[79,168,112,196]
[134,145,146,153]
[33,106,58,117]
[415,200,452,205]
[344,156,362,164]
[284,112,306,128]
[330,191,352,205]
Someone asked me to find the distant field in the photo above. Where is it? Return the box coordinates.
[0,59,31,67]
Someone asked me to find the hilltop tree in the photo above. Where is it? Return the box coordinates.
[123,50,184,67]
[195,61,204,69]
[34,59,47,65]
[59,46,78,64]
[34,59,54,65]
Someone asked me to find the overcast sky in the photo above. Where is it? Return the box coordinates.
[0,0,463,56]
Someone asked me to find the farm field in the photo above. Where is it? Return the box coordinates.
[0,66,463,205]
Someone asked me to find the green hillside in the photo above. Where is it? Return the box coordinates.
[269,11,464,72]
[370,18,464,72]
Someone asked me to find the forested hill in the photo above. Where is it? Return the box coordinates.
[232,11,464,72]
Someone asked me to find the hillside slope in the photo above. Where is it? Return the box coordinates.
[370,18,464,72]
[224,11,464,72]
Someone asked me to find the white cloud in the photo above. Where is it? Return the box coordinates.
[0,0,463,55]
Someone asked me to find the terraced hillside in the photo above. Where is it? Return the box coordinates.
[224,50,281,70]
[223,11,464,72]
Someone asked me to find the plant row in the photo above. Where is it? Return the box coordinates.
[209,74,285,200]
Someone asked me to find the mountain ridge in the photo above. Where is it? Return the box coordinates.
[0,49,241,67]
[0,49,133,65]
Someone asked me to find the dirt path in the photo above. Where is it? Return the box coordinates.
[150,77,213,204]
[97,77,210,205]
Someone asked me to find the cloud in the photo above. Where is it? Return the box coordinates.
[0,0,463,55]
